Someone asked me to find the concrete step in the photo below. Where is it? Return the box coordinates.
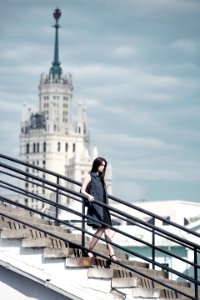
[113,278,193,299]
[1,228,48,240]
[1,228,31,239]
[1,211,51,225]
[158,282,195,299]
[43,247,73,258]
[0,226,83,247]
[22,237,52,248]
[110,259,149,270]
[0,214,72,236]
[65,257,96,268]
[131,286,160,299]
[0,219,26,230]
[112,275,194,299]
[65,257,109,269]
[21,233,66,249]
[0,219,87,248]
[88,268,113,279]
[164,279,191,288]
[0,205,33,216]
[112,266,167,280]
[111,275,162,300]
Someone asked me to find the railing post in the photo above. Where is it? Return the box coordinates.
[81,199,86,248]
[55,176,59,225]
[194,246,199,300]
[152,217,155,270]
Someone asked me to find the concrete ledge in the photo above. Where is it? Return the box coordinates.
[159,286,194,299]
[66,257,94,268]
[0,206,33,216]
[88,268,113,279]
[112,277,138,288]
[132,287,160,298]
[112,259,149,269]
[22,237,52,248]
[1,228,31,239]
[43,247,73,258]
[3,212,51,225]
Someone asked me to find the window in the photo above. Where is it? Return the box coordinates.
[43,142,46,152]
[26,143,29,154]
[33,143,36,153]
[65,143,68,152]
[58,142,61,152]
[37,142,40,152]
[73,143,76,152]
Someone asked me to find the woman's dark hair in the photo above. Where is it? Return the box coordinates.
[91,157,107,179]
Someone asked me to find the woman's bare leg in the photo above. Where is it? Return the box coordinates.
[88,228,104,257]
[105,228,117,260]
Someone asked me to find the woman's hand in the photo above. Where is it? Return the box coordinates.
[87,195,94,203]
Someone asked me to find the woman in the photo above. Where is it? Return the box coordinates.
[81,157,117,261]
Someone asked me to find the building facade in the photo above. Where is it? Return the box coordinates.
[19,8,112,210]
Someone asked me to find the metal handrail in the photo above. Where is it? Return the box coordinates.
[1,153,199,238]
[1,172,200,253]
[1,165,200,250]
[1,158,200,256]
[0,153,200,299]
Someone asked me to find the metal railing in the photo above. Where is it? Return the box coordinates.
[0,153,200,299]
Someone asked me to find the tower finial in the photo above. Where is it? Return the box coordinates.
[49,8,62,79]
[53,7,61,22]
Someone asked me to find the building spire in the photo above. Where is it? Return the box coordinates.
[49,8,62,79]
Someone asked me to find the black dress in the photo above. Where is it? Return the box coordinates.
[86,172,112,229]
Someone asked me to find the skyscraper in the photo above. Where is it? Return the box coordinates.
[19,8,112,211]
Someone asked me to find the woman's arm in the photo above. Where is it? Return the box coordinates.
[81,174,94,203]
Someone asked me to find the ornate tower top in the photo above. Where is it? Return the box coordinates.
[49,8,62,79]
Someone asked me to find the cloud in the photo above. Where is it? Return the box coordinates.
[170,39,197,54]
[112,45,138,57]
[0,94,21,112]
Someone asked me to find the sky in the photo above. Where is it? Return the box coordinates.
[0,0,200,203]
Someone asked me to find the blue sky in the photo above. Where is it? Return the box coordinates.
[0,0,200,202]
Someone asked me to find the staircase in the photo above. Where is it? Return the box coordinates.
[0,204,195,300]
